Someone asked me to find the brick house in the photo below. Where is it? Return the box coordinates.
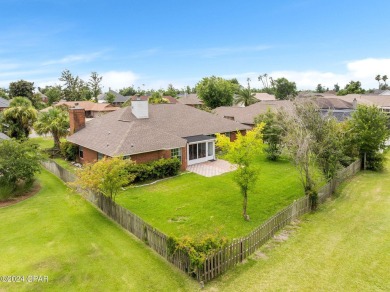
[67,96,250,170]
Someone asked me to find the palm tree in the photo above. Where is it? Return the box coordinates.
[382,75,388,88]
[1,97,38,139]
[34,107,69,150]
[234,88,257,107]
[375,75,381,89]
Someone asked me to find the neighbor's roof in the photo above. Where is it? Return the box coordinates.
[54,101,117,112]
[177,94,203,105]
[68,103,250,156]
[311,97,354,110]
[0,97,10,108]
[0,132,10,140]
[214,100,294,125]
[254,93,276,101]
[97,90,129,103]
[163,96,178,104]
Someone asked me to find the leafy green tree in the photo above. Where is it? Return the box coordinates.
[119,86,137,96]
[9,80,35,100]
[0,97,38,139]
[106,92,116,104]
[315,84,326,93]
[255,109,283,160]
[149,92,168,104]
[34,107,69,150]
[42,85,62,105]
[273,77,297,100]
[382,75,388,88]
[0,139,43,194]
[0,88,9,99]
[216,124,265,220]
[196,76,235,109]
[59,69,89,101]
[333,83,340,92]
[74,157,134,201]
[347,105,389,170]
[337,80,365,96]
[88,72,103,101]
[163,84,179,97]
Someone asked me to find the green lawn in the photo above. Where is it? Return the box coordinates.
[117,155,305,239]
[205,160,390,291]
[0,169,198,291]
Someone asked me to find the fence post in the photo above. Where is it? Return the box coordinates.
[292,199,297,220]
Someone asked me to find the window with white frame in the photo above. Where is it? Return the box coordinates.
[171,148,182,162]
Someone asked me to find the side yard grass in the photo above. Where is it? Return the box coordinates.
[205,160,390,291]
[0,169,198,291]
[117,155,306,239]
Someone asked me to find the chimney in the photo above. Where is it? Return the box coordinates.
[352,98,357,110]
[69,106,86,134]
[131,96,149,119]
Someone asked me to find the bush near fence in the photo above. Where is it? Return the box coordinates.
[41,158,361,283]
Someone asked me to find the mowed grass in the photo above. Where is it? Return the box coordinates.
[205,159,390,291]
[117,155,304,239]
[0,169,198,291]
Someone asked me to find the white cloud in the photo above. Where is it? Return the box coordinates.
[223,58,390,90]
[100,71,139,91]
[42,52,103,66]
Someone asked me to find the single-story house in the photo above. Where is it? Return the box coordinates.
[0,132,10,140]
[0,97,10,111]
[254,93,276,101]
[176,94,203,107]
[312,97,355,121]
[214,100,294,127]
[97,89,130,107]
[67,96,250,169]
[41,101,117,118]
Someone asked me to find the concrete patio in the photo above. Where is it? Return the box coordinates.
[186,159,237,177]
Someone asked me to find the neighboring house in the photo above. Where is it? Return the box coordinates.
[312,97,355,121]
[0,132,10,140]
[41,101,117,118]
[254,93,276,101]
[214,100,294,127]
[177,94,203,107]
[37,92,48,103]
[67,96,250,170]
[379,90,390,96]
[0,97,10,111]
[97,89,130,106]
[162,96,178,104]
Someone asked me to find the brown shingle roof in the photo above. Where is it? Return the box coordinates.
[55,101,117,112]
[214,100,294,125]
[254,93,276,101]
[68,103,250,156]
[177,94,203,105]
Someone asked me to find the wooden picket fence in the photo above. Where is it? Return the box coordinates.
[41,158,361,283]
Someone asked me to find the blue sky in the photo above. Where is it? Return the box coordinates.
[1,0,390,91]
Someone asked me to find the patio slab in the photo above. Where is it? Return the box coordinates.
[186,159,237,177]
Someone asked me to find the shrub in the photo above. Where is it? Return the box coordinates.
[60,141,78,161]
[126,158,181,183]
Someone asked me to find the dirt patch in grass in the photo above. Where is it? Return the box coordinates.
[0,183,41,208]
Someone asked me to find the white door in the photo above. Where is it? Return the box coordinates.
[187,140,215,166]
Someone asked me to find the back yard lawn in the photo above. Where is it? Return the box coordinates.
[0,170,197,291]
[205,157,390,291]
[117,154,308,239]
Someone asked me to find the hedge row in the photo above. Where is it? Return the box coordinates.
[126,158,181,183]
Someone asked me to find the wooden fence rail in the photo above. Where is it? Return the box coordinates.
[41,158,361,283]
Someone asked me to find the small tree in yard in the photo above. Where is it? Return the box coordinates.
[216,124,265,221]
[74,157,134,201]
[254,109,283,161]
[0,139,43,200]
[347,105,389,170]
